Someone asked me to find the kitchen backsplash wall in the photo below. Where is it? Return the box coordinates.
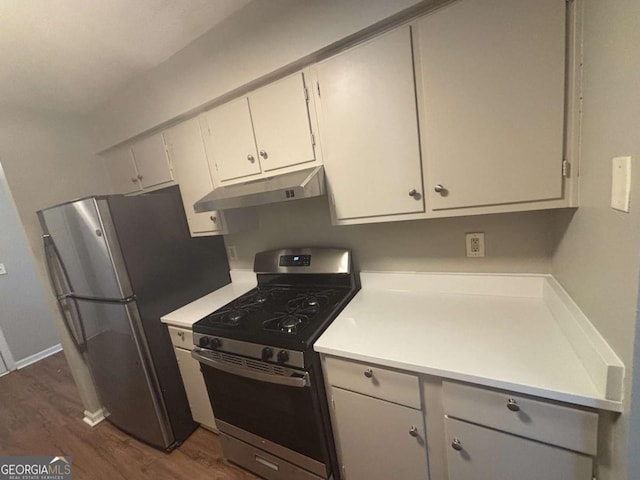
[223,196,555,273]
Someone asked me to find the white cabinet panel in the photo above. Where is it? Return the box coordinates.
[249,73,316,172]
[416,0,566,210]
[105,148,140,194]
[331,387,428,480]
[164,119,223,236]
[174,346,217,431]
[315,26,424,221]
[130,133,173,189]
[201,97,261,182]
[445,417,593,480]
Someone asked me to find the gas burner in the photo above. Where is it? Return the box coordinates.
[286,289,335,314]
[263,312,310,334]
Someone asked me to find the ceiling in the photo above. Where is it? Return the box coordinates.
[0,0,251,114]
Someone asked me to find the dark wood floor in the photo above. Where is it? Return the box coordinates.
[0,352,259,480]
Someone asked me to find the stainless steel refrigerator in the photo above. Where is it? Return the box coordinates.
[38,186,230,451]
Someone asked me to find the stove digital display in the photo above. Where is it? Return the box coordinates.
[279,254,311,267]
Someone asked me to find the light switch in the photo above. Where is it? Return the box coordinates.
[611,156,631,212]
[0,263,6,275]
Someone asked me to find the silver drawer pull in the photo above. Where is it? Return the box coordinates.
[177,331,185,339]
[507,398,520,412]
[409,426,419,437]
[364,368,373,378]
[255,455,279,471]
[451,438,463,451]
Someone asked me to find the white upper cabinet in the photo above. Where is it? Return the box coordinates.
[104,133,173,194]
[105,147,141,194]
[200,97,262,182]
[314,26,424,222]
[415,0,567,210]
[130,133,174,190]
[201,71,318,186]
[163,119,223,236]
[249,73,316,172]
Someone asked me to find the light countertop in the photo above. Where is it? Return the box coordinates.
[314,272,624,412]
[161,270,256,329]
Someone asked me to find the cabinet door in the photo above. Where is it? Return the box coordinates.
[249,73,316,172]
[315,26,424,221]
[445,417,592,480]
[174,347,217,431]
[201,97,261,182]
[130,133,173,189]
[416,0,566,210]
[105,147,141,194]
[331,387,428,480]
[164,120,223,236]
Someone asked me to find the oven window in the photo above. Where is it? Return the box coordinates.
[200,364,325,462]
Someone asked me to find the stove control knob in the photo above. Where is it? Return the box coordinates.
[261,347,273,362]
[277,350,290,365]
[210,338,222,350]
[198,336,210,348]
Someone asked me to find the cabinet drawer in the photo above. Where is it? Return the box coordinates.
[324,356,420,409]
[167,325,193,349]
[445,417,593,480]
[442,381,598,455]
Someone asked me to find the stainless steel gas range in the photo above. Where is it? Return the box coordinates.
[191,248,359,480]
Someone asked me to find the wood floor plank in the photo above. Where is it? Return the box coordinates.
[0,352,260,480]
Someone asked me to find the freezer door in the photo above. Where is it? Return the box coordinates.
[76,297,174,449]
[42,233,87,351]
[38,197,132,300]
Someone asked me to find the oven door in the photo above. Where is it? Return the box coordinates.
[192,348,326,466]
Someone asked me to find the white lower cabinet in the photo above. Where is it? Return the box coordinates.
[168,325,217,431]
[323,357,599,480]
[331,387,429,480]
[324,357,429,480]
[444,417,593,480]
[442,381,596,480]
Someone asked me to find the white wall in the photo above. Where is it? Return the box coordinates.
[0,107,107,412]
[0,107,113,270]
[0,162,60,363]
[89,0,429,151]
[550,0,640,478]
[224,197,555,274]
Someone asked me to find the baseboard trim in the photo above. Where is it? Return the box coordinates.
[83,408,106,427]
[15,344,63,370]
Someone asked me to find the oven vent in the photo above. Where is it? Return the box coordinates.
[212,351,288,377]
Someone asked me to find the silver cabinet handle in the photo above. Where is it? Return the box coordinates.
[177,331,185,339]
[210,215,217,223]
[507,398,520,412]
[137,174,143,180]
[364,368,373,378]
[409,189,418,197]
[409,426,419,437]
[259,150,268,159]
[247,154,255,163]
[434,184,445,193]
[451,438,463,451]
[131,177,138,183]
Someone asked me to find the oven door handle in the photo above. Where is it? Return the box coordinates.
[192,349,310,388]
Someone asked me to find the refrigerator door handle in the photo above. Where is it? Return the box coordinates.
[43,234,86,351]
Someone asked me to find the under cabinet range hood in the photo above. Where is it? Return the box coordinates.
[194,166,325,212]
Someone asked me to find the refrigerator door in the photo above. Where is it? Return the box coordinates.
[76,296,174,449]
[42,233,86,351]
[39,197,133,300]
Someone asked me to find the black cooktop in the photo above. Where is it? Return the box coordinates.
[192,283,355,351]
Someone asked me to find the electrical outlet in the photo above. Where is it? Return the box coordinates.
[226,246,238,262]
[465,233,485,257]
